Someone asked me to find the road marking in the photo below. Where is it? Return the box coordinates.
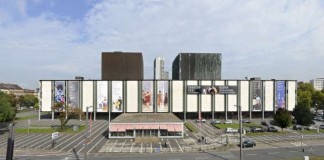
[130,142,134,152]
[87,132,109,154]
[151,142,153,153]
[289,150,298,153]
[120,139,127,152]
[109,139,119,152]
[195,157,209,160]
[140,142,143,154]
[268,152,280,155]
[175,139,183,152]
[167,139,173,152]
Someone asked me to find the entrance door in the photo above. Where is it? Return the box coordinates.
[136,130,142,137]
[144,130,150,137]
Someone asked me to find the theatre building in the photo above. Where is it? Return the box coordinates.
[39,79,296,138]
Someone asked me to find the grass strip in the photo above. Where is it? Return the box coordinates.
[184,122,198,133]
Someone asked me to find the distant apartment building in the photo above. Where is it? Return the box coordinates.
[172,53,222,80]
[0,83,36,96]
[102,51,144,80]
[154,57,169,80]
[310,78,324,90]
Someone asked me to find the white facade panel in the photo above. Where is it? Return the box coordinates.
[264,81,274,111]
[41,81,52,112]
[240,81,249,111]
[127,81,138,112]
[201,95,211,112]
[187,95,198,112]
[82,81,93,112]
[215,95,225,112]
[187,81,198,112]
[215,81,225,85]
[287,81,296,111]
[227,81,237,86]
[201,81,211,112]
[227,95,237,112]
[172,81,183,112]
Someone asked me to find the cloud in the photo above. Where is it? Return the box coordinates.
[0,0,324,89]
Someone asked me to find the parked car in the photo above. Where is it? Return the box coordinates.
[225,127,238,134]
[250,127,264,132]
[261,120,270,126]
[267,126,278,132]
[196,119,206,123]
[210,120,222,125]
[319,125,324,129]
[293,125,303,130]
[242,119,251,123]
[224,120,233,124]
[304,126,317,130]
[242,140,256,148]
[270,120,277,126]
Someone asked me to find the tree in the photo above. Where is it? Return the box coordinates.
[52,102,84,131]
[273,108,292,131]
[312,91,324,111]
[292,103,314,126]
[297,83,314,109]
[18,94,38,108]
[0,91,16,122]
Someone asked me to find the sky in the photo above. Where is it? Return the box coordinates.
[0,0,324,89]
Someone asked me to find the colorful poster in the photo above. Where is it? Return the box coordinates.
[187,85,237,94]
[97,81,108,112]
[112,81,123,112]
[142,81,153,112]
[251,81,262,111]
[54,81,65,112]
[67,81,80,109]
[157,81,168,112]
[276,81,286,110]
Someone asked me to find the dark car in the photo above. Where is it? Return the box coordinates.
[267,126,278,132]
[242,119,251,123]
[242,140,256,148]
[319,125,324,129]
[293,125,303,130]
[210,120,222,125]
[261,121,270,126]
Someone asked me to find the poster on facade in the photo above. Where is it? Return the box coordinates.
[97,81,108,112]
[276,81,285,110]
[157,81,168,112]
[251,81,262,111]
[54,81,65,112]
[67,81,80,109]
[187,85,237,94]
[142,81,153,112]
[112,81,123,112]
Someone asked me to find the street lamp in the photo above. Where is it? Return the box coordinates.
[235,105,243,160]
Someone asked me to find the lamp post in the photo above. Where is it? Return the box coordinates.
[235,105,243,160]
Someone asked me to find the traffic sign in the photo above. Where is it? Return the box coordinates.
[52,132,59,140]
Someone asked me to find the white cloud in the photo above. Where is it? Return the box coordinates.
[0,0,324,89]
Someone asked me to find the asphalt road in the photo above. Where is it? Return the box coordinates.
[1,144,323,160]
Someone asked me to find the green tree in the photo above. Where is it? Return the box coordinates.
[292,103,314,126]
[273,108,292,131]
[52,103,84,131]
[0,91,16,122]
[18,94,38,108]
[312,91,324,111]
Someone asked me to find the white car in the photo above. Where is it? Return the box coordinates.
[224,120,232,124]
[196,119,206,123]
[226,127,238,133]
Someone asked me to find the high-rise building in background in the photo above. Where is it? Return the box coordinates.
[310,78,324,90]
[154,57,168,80]
[172,53,222,80]
[102,51,143,80]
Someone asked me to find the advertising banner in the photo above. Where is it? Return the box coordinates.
[67,81,80,109]
[251,81,262,111]
[276,81,286,110]
[97,81,108,112]
[54,81,65,112]
[187,85,237,94]
[142,81,153,112]
[112,81,123,112]
[157,81,168,112]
